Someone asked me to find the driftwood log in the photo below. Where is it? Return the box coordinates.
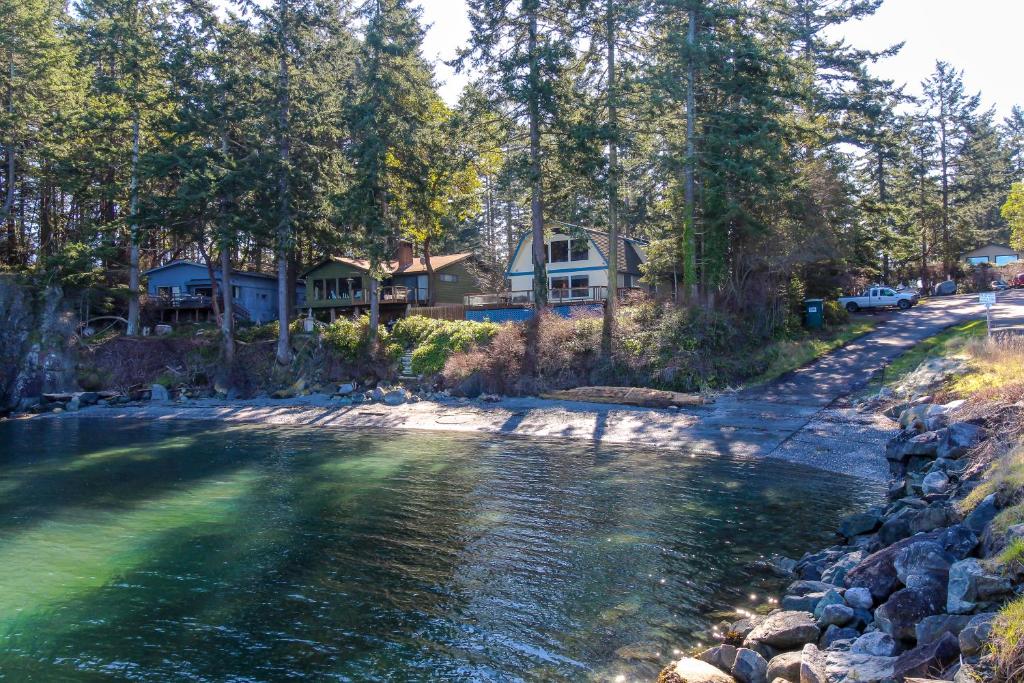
[540,386,709,408]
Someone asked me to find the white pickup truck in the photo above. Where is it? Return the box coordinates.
[838,287,919,312]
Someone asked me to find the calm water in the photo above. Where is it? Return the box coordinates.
[0,419,882,681]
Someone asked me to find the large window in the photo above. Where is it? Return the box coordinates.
[325,279,337,299]
[968,256,990,265]
[996,255,1019,266]
[550,240,569,263]
[550,276,569,298]
[232,285,242,300]
[570,275,589,297]
[439,273,458,283]
[313,280,323,300]
[571,239,589,261]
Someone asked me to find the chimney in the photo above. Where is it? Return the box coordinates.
[397,240,414,268]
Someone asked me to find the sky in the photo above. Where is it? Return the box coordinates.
[418,0,1024,119]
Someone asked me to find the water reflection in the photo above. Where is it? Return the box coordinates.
[0,419,882,681]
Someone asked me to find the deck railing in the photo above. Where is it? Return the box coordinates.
[464,286,643,308]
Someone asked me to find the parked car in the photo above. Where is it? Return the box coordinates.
[991,279,1010,292]
[1012,273,1024,289]
[838,286,919,313]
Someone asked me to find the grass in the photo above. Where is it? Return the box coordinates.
[750,320,878,385]
[949,335,1024,398]
[959,444,1024,514]
[993,595,1024,682]
[879,319,988,389]
[997,537,1024,570]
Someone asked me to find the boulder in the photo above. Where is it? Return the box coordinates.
[843,587,873,611]
[875,582,945,641]
[963,494,998,535]
[745,611,820,650]
[839,511,882,539]
[922,470,951,495]
[886,431,941,462]
[730,648,768,683]
[383,389,408,406]
[915,614,973,645]
[893,541,955,586]
[812,590,845,621]
[819,624,858,648]
[337,383,355,396]
[819,604,854,627]
[799,644,827,683]
[765,651,801,683]
[730,616,766,640]
[892,632,960,679]
[662,657,737,683]
[820,551,865,586]
[781,592,823,613]
[786,580,835,596]
[150,383,170,402]
[937,422,984,460]
[369,386,386,402]
[76,391,99,406]
[845,531,942,601]
[947,558,1012,613]
[850,631,897,657]
[698,644,738,673]
[823,649,898,682]
[939,525,979,560]
[958,612,996,656]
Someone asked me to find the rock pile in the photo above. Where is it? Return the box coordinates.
[659,393,1014,683]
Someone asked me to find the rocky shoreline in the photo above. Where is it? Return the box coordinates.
[661,365,1018,683]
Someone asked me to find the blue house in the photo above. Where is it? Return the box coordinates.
[144,260,303,324]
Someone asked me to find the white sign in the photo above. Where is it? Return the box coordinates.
[979,292,997,307]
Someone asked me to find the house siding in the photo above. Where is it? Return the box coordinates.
[505,231,644,294]
[145,262,288,323]
[431,260,477,305]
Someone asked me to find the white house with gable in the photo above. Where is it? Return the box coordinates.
[505,227,649,300]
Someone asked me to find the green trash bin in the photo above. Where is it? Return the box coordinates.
[804,298,824,329]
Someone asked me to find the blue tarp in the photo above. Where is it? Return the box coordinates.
[465,304,602,323]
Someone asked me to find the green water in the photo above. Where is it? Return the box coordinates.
[0,419,882,681]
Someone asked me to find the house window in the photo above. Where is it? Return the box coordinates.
[570,275,589,297]
[326,279,338,299]
[193,287,212,297]
[312,280,323,300]
[157,286,176,298]
[439,273,458,283]
[995,255,1018,266]
[232,285,242,300]
[549,240,569,263]
[570,239,589,261]
[550,276,569,297]
[968,257,989,265]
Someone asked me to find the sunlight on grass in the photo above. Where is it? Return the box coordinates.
[880,319,988,389]
[959,444,1024,514]
[992,595,1024,682]
[751,321,877,385]
[950,335,1024,398]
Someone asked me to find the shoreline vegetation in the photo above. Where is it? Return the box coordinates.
[659,327,1024,683]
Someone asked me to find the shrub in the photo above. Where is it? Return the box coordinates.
[823,300,849,326]
[236,321,279,342]
[396,317,500,376]
[321,317,371,361]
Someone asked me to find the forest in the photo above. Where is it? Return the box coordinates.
[1,0,1022,362]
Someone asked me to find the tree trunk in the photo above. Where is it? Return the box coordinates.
[0,55,14,233]
[368,276,379,345]
[220,243,235,363]
[601,0,619,357]
[423,235,436,306]
[127,111,141,336]
[199,240,222,326]
[275,0,292,366]
[683,3,698,302]
[218,125,235,365]
[527,4,547,309]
